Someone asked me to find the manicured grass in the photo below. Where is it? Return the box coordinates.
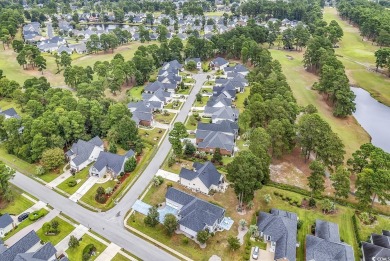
[72,42,156,68]
[203,81,215,86]
[57,166,91,195]
[38,168,63,183]
[234,87,250,113]
[176,86,192,95]
[154,112,176,124]
[193,96,209,107]
[269,49,370,158]
[36,216,76,245]
[0,187,34,215]
[0,99,24,116]
[161,152,194,174]
[357,214,390,242]
[111,253,131,261]
[185,115,198,131]
[3,208,49,240]
[183,78,195,84]
[66,234,107,261]
[323,7,390,106]
[0,145,36,175]
[164,101,183,110]
[138,128,165,146]
[127,86,144,100]
[80,180,117,208]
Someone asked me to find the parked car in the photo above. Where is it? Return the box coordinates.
[252,246,259,260]
[17,212,30,222]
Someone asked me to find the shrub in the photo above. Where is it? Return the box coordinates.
[309,198,316,207]
[68,180,77,187]
[182,238,189,245]
[82,243,96,261]
[29,210,46,221]
[124,157,137,172]
[297,220,303,229]
[196,230,210,244]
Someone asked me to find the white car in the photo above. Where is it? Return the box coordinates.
[252,246,259,260]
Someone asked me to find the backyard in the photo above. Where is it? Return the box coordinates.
[36,216,76,245]
[138,128,165,146]
[65,234,107,261]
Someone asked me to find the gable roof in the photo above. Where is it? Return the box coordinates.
[315,220,340,243]
[166,188,225,233]
[211,57,228,67]
[179,161,221,189]
[93,150,134,175]
[197,131,235,152]
[257,209,297,261]
[89,136,103,147]
[371,233,390,249]
[0,108,20,119]
[30,242,57,260]
[67,137,103,166]
[306,235,355,261]
[0,230,40,261]
[197,120,238,135]
[211,106,239,122]
[362,242,390,261]
[0,213,13,228]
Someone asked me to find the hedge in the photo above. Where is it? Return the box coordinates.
[28,209,46,221]
[352,214,362,247]
[68,180,77,187]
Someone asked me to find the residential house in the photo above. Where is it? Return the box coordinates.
[127,101,157,127]
[223,64,249,77]
[57,45,72,55]
[69,42,87,54]
[165,187,225,238]
[144,81,177,94]
[212,83,237,101]
[185,58,201,69]
[197,120,238,139]
[197,131,235,156]
[66,136,104,172]
[179,161,225,194]
[142,88,172,104]
[257,209,298,261]
[204,25,214,34]
[89,150,135,178]
[361,230,390,261]
[0,214,14,237]
[210,57,229,70]
[215,74,248,93]
[205,106,239,123]
[0,230,58,261]
[306,220,355,261]
[176,33,188,40]
[0,108,20,119]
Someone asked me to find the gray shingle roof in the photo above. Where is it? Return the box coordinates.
[89,136,103,147]
[93,150,134,175]
[206,96,232,107]
[197,120,238,135]
[185,58,201,64]
[306,235,355,261]
[362,242,390,261]
[31,242,57,260]
[0,230,40,261]
[371,233,390,249]
[67,139,97,167]
[383,230,390,237]
[179,161,221,189]
[197,131,235,152]
[211,107,239,122]
[211,57,228,67]
[315,220,340,243]
[257,209,298,261]
[0,213,13,228]
[0,108,20,119]
[166,188,225,233]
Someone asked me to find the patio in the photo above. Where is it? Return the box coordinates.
[219,217,234,231]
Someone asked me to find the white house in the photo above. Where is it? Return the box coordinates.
[210,57,229,70]
[66,136,104,172]
[0,214,14,237]
[89,150,135,178]
[179,161,225,194]
[165,187,225,238]
[185,58,201,69]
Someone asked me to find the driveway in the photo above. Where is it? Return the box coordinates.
[156,169,179,182]
[55,224,88,253]
[69,176,98,202]
[95,242,121,261]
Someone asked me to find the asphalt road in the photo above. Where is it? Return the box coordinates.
[10,73,208,260]
[46,22,54,38]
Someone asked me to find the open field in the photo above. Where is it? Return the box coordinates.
[72,42,156,68]
[269,49,370,158]
[323,7,390,106]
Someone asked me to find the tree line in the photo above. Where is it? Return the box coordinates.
[338,0,390,47]
[0,74,143,166]
[0,8,24,50]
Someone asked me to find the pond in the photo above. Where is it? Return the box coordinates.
[352,87,390,153]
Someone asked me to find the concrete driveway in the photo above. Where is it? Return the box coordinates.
[69,176,98,202]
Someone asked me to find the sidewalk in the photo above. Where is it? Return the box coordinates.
[6,209,59,246]
[69,176,98,202]
[95,242,121,261]
[155,169,179,182]
[55,224,88,253]
[46,170,72,188]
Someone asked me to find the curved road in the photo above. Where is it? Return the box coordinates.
[11,73,208,260]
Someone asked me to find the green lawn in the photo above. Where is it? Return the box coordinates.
[0,99,24,116]
[269,49,370,158]
[139,128,165,146]
[154,112,176,124]
[127,86,144,100]
[36,216,76,245]
[234,87,250,113]
[57,166,91,195]
[80,180,117,208]
[0,187,34,215]
[38,167,64,183]
[203,81,215,86]
[164,101,183,110]
[323,7,390,106]
[183,78,195,84]
[66,234,107,261]
[3,208,49,240]
[357,214,390,242]
[176,87,192,95]
[193,96,209,107]
[0,145,36,175]
[185,115,198,130]
[111,253,131,261]
[254,186,360,261]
